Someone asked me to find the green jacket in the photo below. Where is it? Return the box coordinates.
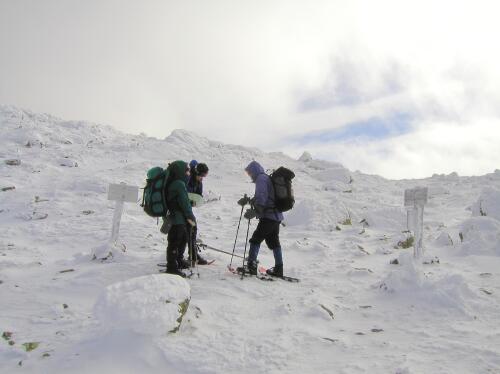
[167,160,195,226]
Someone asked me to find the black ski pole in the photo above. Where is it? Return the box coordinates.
[229,199,246,268]
[241,218,251,277]
[189,225,199,278]
[199,243,244,259]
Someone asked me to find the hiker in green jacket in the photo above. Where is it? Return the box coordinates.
[165,160,196,277]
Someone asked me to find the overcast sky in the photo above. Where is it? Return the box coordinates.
[1,0,500,179]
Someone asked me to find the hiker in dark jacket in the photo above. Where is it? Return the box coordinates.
[179,160,210,267]
[186,160,208,196]
[165,160,196,277]
[237,161,284,277]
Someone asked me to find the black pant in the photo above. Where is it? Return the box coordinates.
[167,224,187,270]
[177,224,198,260]
[249,218,281,249]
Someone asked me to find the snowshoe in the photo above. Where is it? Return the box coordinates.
[236,260,257,276]
[258,266,299,283]
[196,254,209,265]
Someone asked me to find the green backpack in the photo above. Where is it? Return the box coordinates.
[141,166,171,217]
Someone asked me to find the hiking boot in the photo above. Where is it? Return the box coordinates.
[236,260,257,275]
[166,268,187,278]
[266,264,283,277]
[197,254,209,265]
[178,258,190,269]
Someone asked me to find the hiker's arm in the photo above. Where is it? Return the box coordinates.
[253,175,268,215]
[177,185,196,222]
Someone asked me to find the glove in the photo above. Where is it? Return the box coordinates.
[237,195,251,206]
[187,218,196,227]
[244,208,257,220]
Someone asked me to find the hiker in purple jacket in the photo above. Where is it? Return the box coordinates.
[236,161,284,277]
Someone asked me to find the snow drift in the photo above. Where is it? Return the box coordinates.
[94,274,191,336]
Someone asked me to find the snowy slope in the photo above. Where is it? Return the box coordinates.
[1,106,500,374]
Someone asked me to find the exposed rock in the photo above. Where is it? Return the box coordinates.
[5,159,21,166]
[319,304,335,319]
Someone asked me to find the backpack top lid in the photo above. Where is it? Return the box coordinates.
[272,166,295,180]
[147,166,164,179]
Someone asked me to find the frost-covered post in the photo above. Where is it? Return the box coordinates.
[108,182,139,246]
[404,187,428,258]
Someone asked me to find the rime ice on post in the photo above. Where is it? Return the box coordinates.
[107,182,139,249]
[404,187,428,258]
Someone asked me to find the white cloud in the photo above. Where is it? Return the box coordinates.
[288,118,500,179]
[0,0,499,178]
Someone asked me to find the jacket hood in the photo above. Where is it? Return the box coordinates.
[245,161,265,182]
[169,160,189,181]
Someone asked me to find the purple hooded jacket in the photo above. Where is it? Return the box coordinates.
[245,161,284,222]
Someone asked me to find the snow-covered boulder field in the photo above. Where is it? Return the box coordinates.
[1,106,500,373]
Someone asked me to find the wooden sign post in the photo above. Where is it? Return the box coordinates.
[404,187,428,258]
[107,182,139,247]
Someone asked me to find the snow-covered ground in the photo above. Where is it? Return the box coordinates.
[1,105,500,374]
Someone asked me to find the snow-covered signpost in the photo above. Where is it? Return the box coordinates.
[107,182,139,248]
[108,182,139,253]
[92,182,139,261]
[404,187,428,258]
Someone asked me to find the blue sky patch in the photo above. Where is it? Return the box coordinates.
[295,113,414,144]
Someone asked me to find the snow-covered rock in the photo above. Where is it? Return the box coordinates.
[298,151,313,162]
[434,231,454,247]
[472,187,500,221]
[94,274,191,336]
[58,157,78,167]
[377,253,476,315]
[164,129,212,155]
[311,166,352,184]
[458,216,500,256]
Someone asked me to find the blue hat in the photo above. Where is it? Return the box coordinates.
[189,160,198,169]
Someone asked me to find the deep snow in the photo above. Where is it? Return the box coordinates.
[1,106,500,373]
